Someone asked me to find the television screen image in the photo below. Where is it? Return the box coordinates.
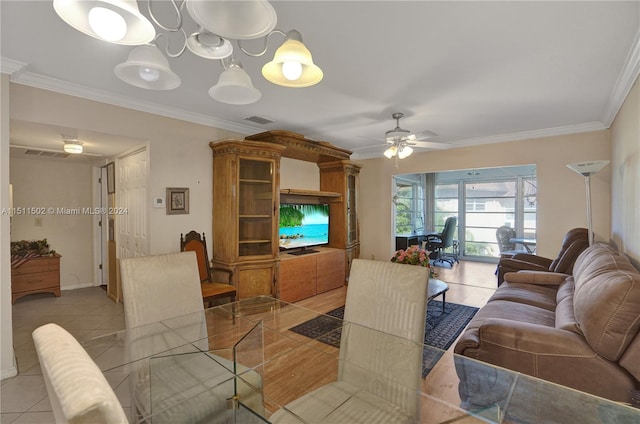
[279,204,329,251]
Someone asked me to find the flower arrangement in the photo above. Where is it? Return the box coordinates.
[11,239,54,256]
[390,245,436,278]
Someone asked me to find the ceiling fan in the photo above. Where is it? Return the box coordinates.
[383,112,447,159]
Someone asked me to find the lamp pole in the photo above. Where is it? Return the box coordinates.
[566,160,610,246]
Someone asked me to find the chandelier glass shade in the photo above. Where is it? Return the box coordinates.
[262,31,323,87]
[53,0,155,45]
[114,44,181,90]
[53,0,323,105]
[209,61,262,105]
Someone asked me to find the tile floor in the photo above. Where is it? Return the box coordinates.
[1,287,126,423]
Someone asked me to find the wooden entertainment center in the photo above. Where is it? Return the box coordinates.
[210,130,361,300]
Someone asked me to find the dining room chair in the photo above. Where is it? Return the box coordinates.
[180,230,236,307]
[32,323,129,424]
[119,251,263,423]
[270,258,430,423]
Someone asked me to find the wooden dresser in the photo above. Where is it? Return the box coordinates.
[11,254,61,303]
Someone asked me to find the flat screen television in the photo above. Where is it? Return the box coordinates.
[279,203,329,254]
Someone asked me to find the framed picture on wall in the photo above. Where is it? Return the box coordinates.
[166,187,189,215]
[106,162,115,194]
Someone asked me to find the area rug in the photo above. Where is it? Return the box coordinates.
[289,300,479,378]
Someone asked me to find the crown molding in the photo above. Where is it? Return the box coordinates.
[0,57,27,76]
[2,62,262,135]
[352,121,608,160]
[602,29,640,127]
[451,122,607,148]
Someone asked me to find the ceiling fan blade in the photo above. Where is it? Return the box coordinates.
[411,140,451,149]
[408,129,438,140]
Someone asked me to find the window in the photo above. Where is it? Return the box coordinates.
[393,166,536,261]
[393,176,425,234]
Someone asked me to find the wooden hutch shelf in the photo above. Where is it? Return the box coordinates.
[211,131,360,299]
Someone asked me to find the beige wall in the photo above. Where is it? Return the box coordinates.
[357,130,611,263]
[9,84,246,256]
[280,157,320,191]
[610,76,640,268]
[10,157,94,289]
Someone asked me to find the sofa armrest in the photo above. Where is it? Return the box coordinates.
[509,253,553,268]
[504,270,570,286]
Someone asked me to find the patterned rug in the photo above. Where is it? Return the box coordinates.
[289,300,479,378]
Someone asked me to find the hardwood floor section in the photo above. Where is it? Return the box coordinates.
[290,259,498,421]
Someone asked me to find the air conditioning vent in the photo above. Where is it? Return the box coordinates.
[244,115,274,125]
[24,149,70,158]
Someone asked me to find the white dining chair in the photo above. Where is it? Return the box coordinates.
[32,323,128,424]
[119,251,263,423]
[270,258,430,423]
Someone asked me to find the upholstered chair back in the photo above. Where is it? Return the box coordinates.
[33,323,128,424]
[340,259,430,420]
[549,227,589,274]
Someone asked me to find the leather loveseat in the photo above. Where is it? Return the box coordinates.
[455,243,640,405]
[496,227,588,285]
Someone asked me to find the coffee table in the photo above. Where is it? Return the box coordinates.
[428,278,449,312]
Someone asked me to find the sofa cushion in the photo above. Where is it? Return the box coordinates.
[573,243,640,361]
[555,278,575,304]
[488,282,557,312]
[555,295,581,334]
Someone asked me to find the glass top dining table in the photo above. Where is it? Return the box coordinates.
[82,296,638,423]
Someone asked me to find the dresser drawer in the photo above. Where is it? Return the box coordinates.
[12,272,60,292]
[12,260,60,276]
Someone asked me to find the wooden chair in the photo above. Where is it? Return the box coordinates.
[180,231,236,307]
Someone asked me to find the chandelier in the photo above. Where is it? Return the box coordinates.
[53,0,324,105]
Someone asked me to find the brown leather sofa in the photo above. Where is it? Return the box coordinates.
[455,243,640,405]
[496,227,589,285]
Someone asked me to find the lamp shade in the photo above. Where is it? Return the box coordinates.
[209,61,262,105]
[398,146,413,159]
[63,141,83,154]
[566,160,610,177]
[115,45,181,90]
[262,31,323,87]
[53,0,155,45]
[186,30,233,60]
[384,146,397,158]
[185,0,276,40]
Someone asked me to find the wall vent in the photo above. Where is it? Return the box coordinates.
[24,149,70,158]
[244,115,274,125]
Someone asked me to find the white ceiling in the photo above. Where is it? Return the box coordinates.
[2,1,639,160]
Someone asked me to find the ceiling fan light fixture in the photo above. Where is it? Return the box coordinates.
[209,60,262,105]
[262,30,323,87]
[63,140,83,154]
[384,145,397,158]
[114,44,181,90]
[398,145,413,159]
[53,0,155,45]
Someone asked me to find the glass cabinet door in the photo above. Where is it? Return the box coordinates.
[238,159,274,257]
[347,174,357,244]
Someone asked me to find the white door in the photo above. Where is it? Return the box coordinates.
[117,148,149,259]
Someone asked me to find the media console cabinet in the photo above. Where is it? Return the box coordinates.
[279,248,346,302]
[11,254,61,303]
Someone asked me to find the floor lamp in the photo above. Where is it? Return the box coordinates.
[566,160,610,246]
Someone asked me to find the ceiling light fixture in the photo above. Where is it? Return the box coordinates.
[53,0,155,45]
[63,139,83,154]
[53,0,323,105]
[384,142,413,159]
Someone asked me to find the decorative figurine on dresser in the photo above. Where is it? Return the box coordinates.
[10,239,61,303]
